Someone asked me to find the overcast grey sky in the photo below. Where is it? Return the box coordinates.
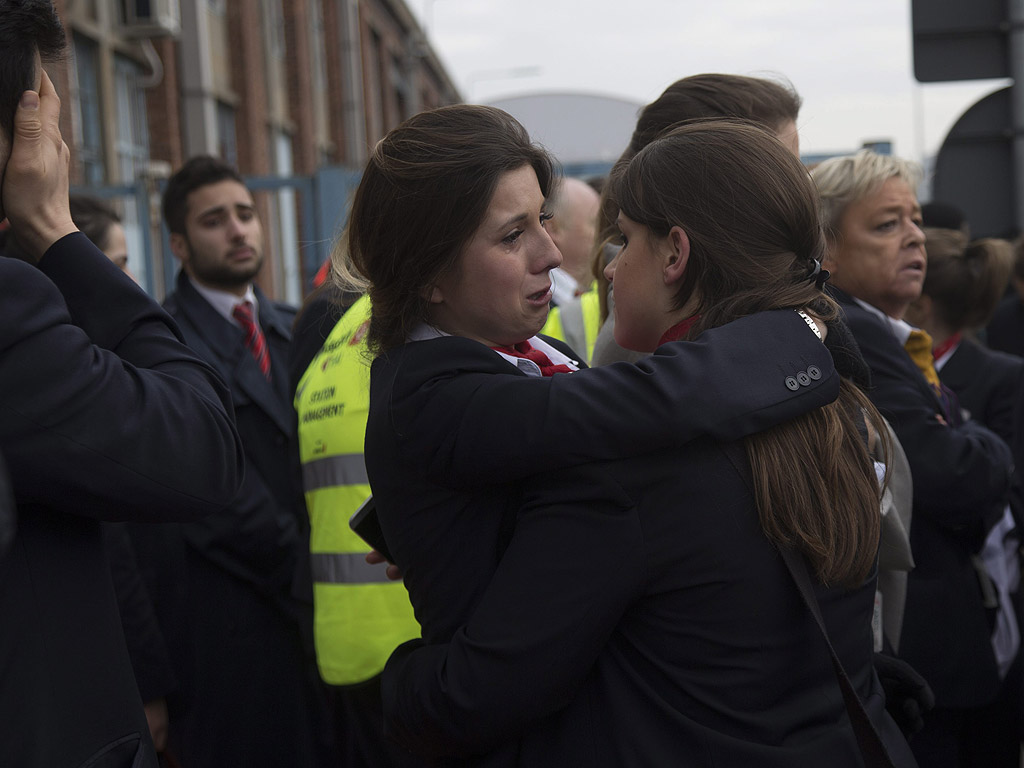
[408,0,1005,162]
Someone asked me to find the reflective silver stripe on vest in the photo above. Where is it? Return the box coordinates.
[302,453,368,491]
[311,552,394,584]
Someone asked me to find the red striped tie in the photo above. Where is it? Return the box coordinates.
[232,301,271,379]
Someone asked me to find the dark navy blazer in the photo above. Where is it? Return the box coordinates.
[149,273,325,766]
[363,312,877,765]
[0,234,241,768]
[831,287,1013,709]
[939,337,1022,443]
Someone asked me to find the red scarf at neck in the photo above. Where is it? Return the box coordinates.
[932,332,962,362]
[658,315,701,346]
[492,340,574,376]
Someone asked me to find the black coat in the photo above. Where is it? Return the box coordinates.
[149,272,326,767]
[384,444,912,767]
[830,287,1014,708]
[102,522,177,706]
[162,272,303,598]
[0,234,242,768]
[939,337,1022,443]
[0,452,14,559]
[985,294,1024,359]
[364,312,885,764]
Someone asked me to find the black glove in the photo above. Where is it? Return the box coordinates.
[823,315,872,389]
[0,452,14,560]
[873,651,935,737]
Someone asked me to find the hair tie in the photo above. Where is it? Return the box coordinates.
[807,259,830,290]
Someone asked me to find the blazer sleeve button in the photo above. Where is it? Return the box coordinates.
[797,371,811,387]
[785,376,800,391]
[807,365,821,380]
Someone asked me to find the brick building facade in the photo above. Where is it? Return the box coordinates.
[47,0,460,301]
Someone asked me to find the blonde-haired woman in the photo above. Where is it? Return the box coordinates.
[814,151,1016,768]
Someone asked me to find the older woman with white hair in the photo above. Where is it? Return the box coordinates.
[813,151,1017,768]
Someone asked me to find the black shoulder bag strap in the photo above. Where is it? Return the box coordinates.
[778,544,896,768]
[722,442,895,768]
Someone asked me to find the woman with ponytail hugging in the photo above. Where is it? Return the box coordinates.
[346,111,912,766]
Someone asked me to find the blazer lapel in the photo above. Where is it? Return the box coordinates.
[937,341,974,393]
[231,297,294,436]
[175,275,294,436]
[830,285,948,415]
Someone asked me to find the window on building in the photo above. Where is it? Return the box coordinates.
[71,34,105,187]
[113,54,152,290]
[80,0,100,23]
[270,131,302,305]
[263,0,286,60]
[392,54,409,121]
[309,0,330,153]
[113,55,150,181]
[217,102,238,168]
[365,28,385,140]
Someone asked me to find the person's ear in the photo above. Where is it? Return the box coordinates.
[169,232,189,263]
[422,284,444,304]
[664,226,690,286]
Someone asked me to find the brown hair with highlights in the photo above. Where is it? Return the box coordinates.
[594,73,802,319]
[610,120,887,587]
[922,228,1013,332]
[335,105,555,353]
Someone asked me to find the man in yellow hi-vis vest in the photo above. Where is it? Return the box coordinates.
[541,287,601,365]
[540,177,602,363]
[293,290,421,767]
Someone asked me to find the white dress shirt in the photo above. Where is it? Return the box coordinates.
[408,323,580,377]
[188,276,259,329]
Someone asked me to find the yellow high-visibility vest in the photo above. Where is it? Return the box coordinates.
[541,282,601,364]
[294,295,419,685]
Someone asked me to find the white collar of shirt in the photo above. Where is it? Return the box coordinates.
[852,296,914,345]
[933,338,961,372]
[407,323,580,377]
[188,276,259,328]
[550,268,579,307]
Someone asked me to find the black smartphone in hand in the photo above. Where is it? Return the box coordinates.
[349,495,393,563]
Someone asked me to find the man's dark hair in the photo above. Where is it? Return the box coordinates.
[592,73,803,319]
[0,0,65,145]
[628,74,802,156]
[921,201,968,232]
[162,155,245,235]
[69,194,121,251]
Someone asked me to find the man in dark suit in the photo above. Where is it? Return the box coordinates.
[939,337,1022,442]
[828,284,1012,686]
[986,291,1024,359]
[0,6,243,766]
[985,241,1024,358]
[149,156,330,766]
